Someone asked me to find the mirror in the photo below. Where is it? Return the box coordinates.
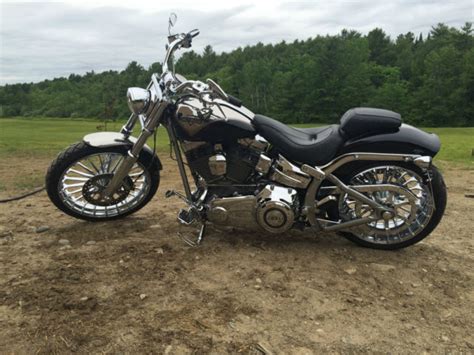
[168,13,177,35]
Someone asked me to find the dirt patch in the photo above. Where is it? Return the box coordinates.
[1,156,473,353]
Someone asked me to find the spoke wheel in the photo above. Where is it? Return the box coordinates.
[59,152,150,218]
[338,165,436,246]
[46,142,160,221]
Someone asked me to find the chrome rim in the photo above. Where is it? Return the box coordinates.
[339,165,435,244]
[58,152,151,218]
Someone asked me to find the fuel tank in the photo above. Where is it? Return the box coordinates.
[174,97,256,142]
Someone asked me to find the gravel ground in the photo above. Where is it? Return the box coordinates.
[1,156,473,354]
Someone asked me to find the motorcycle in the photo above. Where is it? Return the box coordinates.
[46,15,447,249]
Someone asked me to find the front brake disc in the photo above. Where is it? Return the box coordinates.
[82,173,134,206]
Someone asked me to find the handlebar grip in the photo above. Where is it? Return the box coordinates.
[182,30,200,48]
[228,94,242,107]
[188,29,200,38]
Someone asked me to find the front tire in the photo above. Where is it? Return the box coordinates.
[338,163,447,250]
[46,142,160,221]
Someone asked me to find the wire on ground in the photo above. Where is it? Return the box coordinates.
[0,186,45,203]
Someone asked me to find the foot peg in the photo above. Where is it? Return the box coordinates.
[167,190,207,246]
[177,207,200,225]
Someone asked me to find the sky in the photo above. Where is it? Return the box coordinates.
[0,0,472,84]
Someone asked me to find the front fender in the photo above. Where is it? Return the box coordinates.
[83,132,162,170]
[339,124,441,157]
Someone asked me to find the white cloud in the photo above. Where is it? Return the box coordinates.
[0,0,472,84]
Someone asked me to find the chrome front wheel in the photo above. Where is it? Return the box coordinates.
[46,142,160,221]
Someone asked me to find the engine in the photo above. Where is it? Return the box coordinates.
[182,136,305,233]
[182,137,271,184]
[207,184,299,234]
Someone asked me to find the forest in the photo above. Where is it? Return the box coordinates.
[0,23,473,126]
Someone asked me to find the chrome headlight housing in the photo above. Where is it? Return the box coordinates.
[127,87,150,115]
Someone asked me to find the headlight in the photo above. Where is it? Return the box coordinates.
[127,87,150,115]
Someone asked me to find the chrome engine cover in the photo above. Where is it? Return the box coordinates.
[256,185,298,233]
[208,154,226,176]
[207,195,259,229]
[206,184,299,234]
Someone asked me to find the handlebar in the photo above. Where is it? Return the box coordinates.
[162,29,200,72]
[227,95,242,107]
[161,29,243,107]
[172,79,243,107]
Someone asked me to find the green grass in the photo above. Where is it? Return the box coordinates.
[0,117,170,157]
[425,127,474,164]
[1,117,473,166]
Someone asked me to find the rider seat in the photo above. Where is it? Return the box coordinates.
[252,107,402,166]
[252,115,344,165]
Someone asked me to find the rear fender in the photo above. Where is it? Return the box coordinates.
[83,132,162,170]
[339,124,440,157]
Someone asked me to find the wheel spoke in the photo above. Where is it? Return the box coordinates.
[68,188,83,194]
[72,195,84,202]
[399,206,412,214]
[63,182,86,188]
[68,168,94,178]
[98,154,105,173]
[87,158,101,174]
[63,176,90,182]
[77,162,96,175]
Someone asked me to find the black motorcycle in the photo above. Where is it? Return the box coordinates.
[46,15,446,249]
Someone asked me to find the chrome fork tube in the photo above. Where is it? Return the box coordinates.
[166,122,193,199]
[103,102,167,198]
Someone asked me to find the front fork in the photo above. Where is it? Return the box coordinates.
[102,105,206,244]
[102,103,195,205]
[102,105,166,198]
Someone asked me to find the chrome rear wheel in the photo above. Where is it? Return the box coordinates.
[338,164,440,248]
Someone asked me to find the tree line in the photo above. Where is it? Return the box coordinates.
[1,23,472,126]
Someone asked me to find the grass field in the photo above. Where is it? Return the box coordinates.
[1,117,473,166]
[0,118,170,156]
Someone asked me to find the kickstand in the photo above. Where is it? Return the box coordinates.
[177,223,207,247]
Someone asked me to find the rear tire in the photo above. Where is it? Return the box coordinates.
[46,142,160,221]
[338,163,447,250]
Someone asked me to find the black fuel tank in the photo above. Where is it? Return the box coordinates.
[187,118,256,142]
[174,98,256,142]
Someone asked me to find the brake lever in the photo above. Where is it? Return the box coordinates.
[206,79,228,101]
